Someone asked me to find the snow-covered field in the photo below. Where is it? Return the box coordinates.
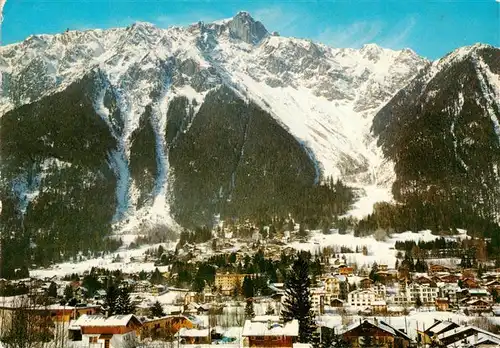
[30,241,176,279]
[289,229,469,269]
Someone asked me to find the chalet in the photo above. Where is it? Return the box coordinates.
[360,278,373,289]
[142,315,195,338]
[466,288,491,301]
[485,279,500,290]
[414,276,435,286]
[372,300,387,314]
[69,314,142,348]
[429,264,452,274]
[435,298,450,312]
[466,299,492,314]
[439,274,460,284]
[46,304,101,322]
[338,267,354,276]
[342,319,410,348]
[330,298,344,308]
[176,328,211,344]
[462,278,479,289]
[417,320,459,345]
[242,318,299,348]
[437,326,500,347]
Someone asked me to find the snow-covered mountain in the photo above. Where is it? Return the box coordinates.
[373,43,500,229]
[0,12,428,237]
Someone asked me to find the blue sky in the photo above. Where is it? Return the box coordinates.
[2,0,499,59]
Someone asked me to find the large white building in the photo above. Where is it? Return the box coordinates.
[348,289,377,308]
[392,283,439,305]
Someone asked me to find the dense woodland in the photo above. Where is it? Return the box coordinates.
[369,46,500,242]
[0,74,121,279]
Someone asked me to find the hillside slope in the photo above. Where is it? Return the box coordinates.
[372,44,500,233]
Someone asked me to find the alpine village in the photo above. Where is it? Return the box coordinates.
[0,6,500,348]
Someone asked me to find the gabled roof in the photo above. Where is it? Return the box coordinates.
[438,325,500,344]
[424,320,459,336]
[73,314,141,328]
[342,319,410,341]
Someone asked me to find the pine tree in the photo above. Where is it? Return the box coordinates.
[150,267,164,285]
[298,223,308,238]
[369,262,379,282]
[47,282,58,298]
[245,299,255,319]
[282,253,317,343]
[243,276,255,298]
[104,284,119,317]
[116,286,135,315]
[150,300,165,318]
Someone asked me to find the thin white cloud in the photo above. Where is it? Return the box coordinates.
[253,6,301,35]
[317,20,383,48]
[379,16,417,49]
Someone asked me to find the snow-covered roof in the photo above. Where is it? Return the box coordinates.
[468,288,490,295]
[73,314,139,327]
[177,328,210,338]
[342,319,409,340]
[427,321,456,335]
[438,325,500,341]
[242,319,299,337]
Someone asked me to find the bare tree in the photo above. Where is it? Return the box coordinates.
[0,293,53,348]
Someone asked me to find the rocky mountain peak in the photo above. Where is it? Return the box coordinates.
[225,11,269,44]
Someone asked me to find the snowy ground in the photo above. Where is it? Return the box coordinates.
[30,241,176,279]
[344,185,393,220]
[289,229,469,269]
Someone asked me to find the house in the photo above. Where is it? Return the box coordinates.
[215,273,255,292]
[142,315,195,338]
[372,283,387,298]
[466,299,492,314]
[321,275,340,296]
[437,326,500,347]
[417,320,460,345]
[360,278,373,289]
[176,328,211,344]
[338,267,354,276]
[69,314,142,348]
[429,264,452,274]
[462,277,479,289]
[435,298,450,311]
[242,318,299,348]
[439,274,460,284]
[341,319,410,348]
[438,283,460,304]
[348,289,377,308]
[466,288,492,302]
[372,300,387,314]
[330,298,344,308]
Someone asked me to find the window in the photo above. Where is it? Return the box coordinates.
[89,337,98,344]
